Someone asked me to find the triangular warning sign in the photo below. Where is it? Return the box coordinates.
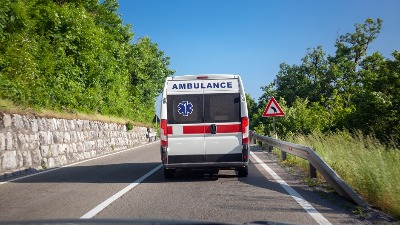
[262,96,285,117]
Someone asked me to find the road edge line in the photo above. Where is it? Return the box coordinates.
[250,151,332,225]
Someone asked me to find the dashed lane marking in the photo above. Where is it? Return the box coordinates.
[81,164,163,219]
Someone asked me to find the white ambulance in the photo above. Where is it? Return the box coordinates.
[159,74,249,178]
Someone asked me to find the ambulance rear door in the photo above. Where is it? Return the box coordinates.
[166,80,205,164]
[203,79,242,163]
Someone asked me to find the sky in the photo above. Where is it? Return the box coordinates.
[117,0,400,110]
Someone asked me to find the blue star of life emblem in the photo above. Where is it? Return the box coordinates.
[177,101,193,116]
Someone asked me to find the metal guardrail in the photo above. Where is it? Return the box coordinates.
[251,131,368,208]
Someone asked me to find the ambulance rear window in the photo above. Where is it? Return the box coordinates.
[204,93,240,123]
[167,95,203,124]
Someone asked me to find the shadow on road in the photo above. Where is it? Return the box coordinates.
[5,162,239,184]
[5,162,161,184]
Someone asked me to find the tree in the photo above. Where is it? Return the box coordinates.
[256,18,400,144]
[330,18,383,96]
[245,93,258,130]
[0,0,174,123]
[349,51,400,143]
[128,37,175,121]
[274,63,307,107]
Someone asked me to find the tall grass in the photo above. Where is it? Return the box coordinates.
[284,131,400,218]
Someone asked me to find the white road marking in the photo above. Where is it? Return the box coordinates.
[80,164,163,219]
[0,142,157,186]
[250,151,332,225]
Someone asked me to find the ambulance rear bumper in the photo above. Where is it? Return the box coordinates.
[164,161,248,169]
[161,146,249,169]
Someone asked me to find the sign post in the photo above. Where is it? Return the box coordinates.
[262,97,285,157]
[262,96,285,137]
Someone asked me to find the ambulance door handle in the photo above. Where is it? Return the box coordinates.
[210,124,217,134]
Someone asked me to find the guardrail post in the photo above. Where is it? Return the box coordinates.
[281,151,287,161]
[268,145,272,153]
[251,134,256,144]
[309,163,317,178]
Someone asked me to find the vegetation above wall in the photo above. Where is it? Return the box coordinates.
[0,0,174,123]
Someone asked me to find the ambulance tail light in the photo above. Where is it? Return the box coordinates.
[160,119,168,147]
[241,117,249,144]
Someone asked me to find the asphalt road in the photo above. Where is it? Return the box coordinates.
[0,142,368,224]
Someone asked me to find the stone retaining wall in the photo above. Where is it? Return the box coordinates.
[0,113,152,179]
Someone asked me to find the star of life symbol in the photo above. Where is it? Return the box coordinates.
[177,101,193,116]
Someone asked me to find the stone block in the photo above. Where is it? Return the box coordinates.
[39,131,52,145]
[5,132,13,150]
[1,151,17,170]
[70,143,77,153]
[12,114,24,129]
[51,145,58,156]
[53,131,61,143]
[28,134,39,150]
[30,118,38,132]
[69,120,76,130]
[83,120,90,131]
[64,132,71,143]
[1,114,12,128]
[59,155,67,166]
[22,150,32,167]
[37,118,43,131]
[0,133,5,151]
[84,151,91,159]
[49,118,58,131]
[17,132,29,151]
[40,145,50,157]
[22,116,30,130]
[58,144,67,155]
[76,142,85,153]
[69,131,77,143]
[60,119,67,131]
[31,149,42,168]
[76,120,84,131]
[0,113,12,130]
[48,158,55,168]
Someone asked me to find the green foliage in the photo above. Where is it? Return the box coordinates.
[0,0,174,123]
[279,98,331,137]
[126,121,134,131]
[253,18,400,144]
[128,37,175,122]
[246,93,258,130]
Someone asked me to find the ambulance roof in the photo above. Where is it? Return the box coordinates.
[168,74,240,81]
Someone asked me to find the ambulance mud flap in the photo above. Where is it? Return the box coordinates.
[161,146,168,164]
[242,144,249,162]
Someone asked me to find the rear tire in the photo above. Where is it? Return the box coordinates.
[164,168,175,179]
[236,166,248,177]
